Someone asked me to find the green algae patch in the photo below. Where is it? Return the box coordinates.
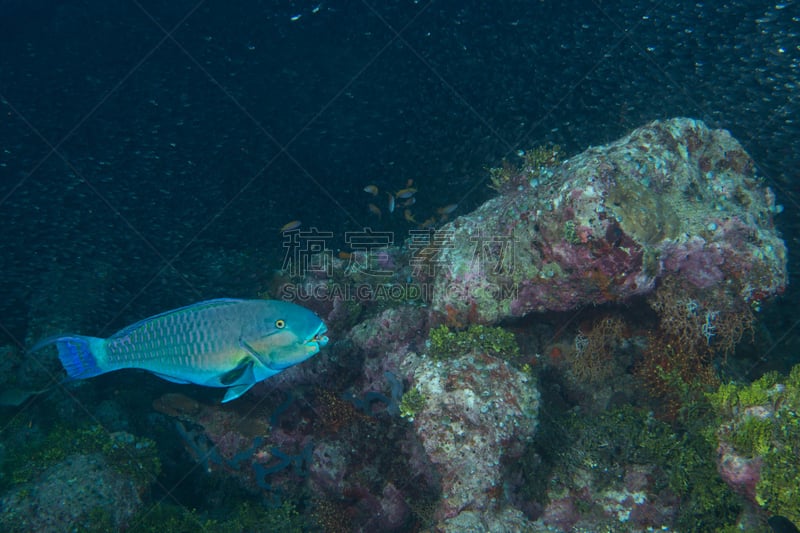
[428,324,520,361]
[3,424,161,490]
[708,371,782,412]
[523,405,741,531]
[399,387,427,421]
[123,501,304,533]
[710,364,800,524]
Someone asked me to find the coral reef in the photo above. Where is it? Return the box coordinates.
[128,501,305,533]
[152,391,315,497]
[567,316,626,384]
[0,453,144,533]
[634,275,756,420]
[488,144,563,194]
[6,119,790,533]
[430,118,787,324]
[648,276,755,358]
[410,350,540,525]
[635,332,719,421]
[0,425,160,532]
[524,406,742,532]
[709,365,800,524]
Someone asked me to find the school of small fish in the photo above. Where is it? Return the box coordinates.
[278,179,459,233]
[361,179,458,228]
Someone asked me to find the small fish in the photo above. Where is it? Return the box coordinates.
[418,216,437,229]
[395,187,417,199]
[31,299,328,403]
[436,204,458,215]
[404,209,417,223]
[280,220,302,232]
[368,203,382,218]
[401,197,416,207]
[386,192,396,213]
[363,184,379,196]
[406,178,414,188]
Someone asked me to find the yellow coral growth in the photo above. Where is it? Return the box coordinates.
[488,144,563,194]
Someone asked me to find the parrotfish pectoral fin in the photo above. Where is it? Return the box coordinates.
[31,335,107,380]
[220,358,255,386]
[222,383,255,403]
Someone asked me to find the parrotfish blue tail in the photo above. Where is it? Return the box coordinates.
[32,335,108,380]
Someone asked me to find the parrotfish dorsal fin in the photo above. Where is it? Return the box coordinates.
[111,298,245,340]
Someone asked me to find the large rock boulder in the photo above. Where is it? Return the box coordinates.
[430,118,787,324]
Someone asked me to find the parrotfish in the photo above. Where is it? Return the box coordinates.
[32,298,328,403]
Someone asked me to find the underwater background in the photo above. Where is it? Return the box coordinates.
[0,1,799,531]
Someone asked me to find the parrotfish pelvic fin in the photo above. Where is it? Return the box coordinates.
[151,372,192,385]
[222,383,255,403]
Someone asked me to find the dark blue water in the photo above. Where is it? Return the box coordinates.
[2,0,797,338]
[1,1,798,530]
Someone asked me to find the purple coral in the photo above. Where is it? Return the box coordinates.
[662,237,725,289]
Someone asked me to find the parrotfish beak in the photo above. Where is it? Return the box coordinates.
[307,322,329,349]
[265,321,329,371]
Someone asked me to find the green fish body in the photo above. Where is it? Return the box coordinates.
[32,298,328,402]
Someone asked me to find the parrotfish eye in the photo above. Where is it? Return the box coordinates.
[275,319,286,329]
